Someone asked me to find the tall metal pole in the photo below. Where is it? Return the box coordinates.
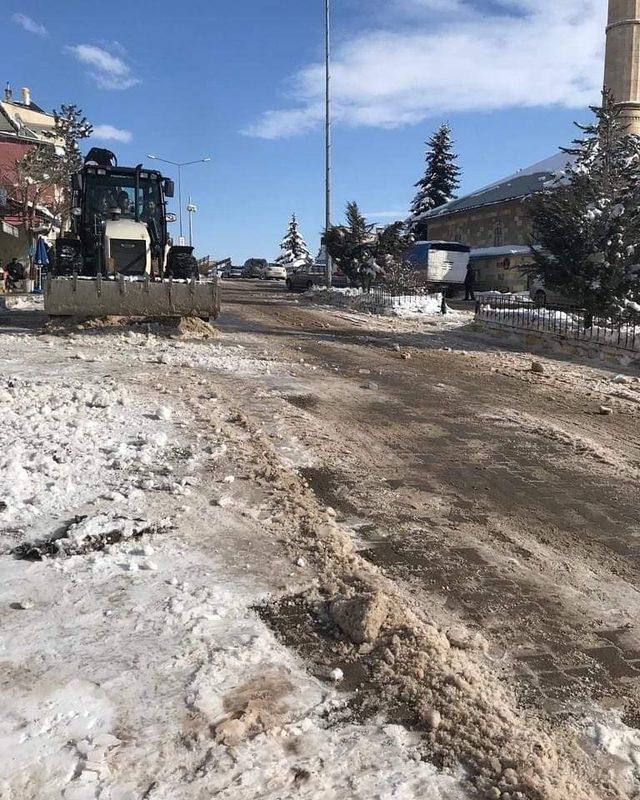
[177,165,184,244]
[187,197,195,248]
[324,0,333,288]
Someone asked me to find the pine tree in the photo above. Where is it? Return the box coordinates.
[277,213,311,268]
[326,201,377,289]
[528,90,640,316]
[409,123,461,231]
[377,222,416,294]
[327,204,417,292]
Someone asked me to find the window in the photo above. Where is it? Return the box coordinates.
[407,243,430,268]
[494,222,504,247]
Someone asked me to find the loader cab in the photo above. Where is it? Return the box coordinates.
[71,165,170,276]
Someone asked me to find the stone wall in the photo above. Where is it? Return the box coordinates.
[426,198,532,249]
[469,253,533,293]
[475,319,640,368]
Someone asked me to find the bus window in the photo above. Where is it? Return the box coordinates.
[408,243,430,267]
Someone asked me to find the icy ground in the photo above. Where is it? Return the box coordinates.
[0,325,466,800]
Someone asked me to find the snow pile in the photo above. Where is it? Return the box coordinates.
[306,288,363,304]
[389,293,444,317]
[305,287,446,317]
[479,304,640,350]
[0,377,173,531]
[475,290,532,303]
[56,327,281,378]
[584,713,640,786]
[3,294,44,310]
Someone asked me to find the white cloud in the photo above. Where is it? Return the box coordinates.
[245,0,606,138]
[11,12,47,36]
[65,44,140,90]
[92,124,132,144]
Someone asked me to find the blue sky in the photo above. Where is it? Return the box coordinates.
[6,0,606,262]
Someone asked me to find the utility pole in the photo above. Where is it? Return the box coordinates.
[177,165,183,243]
[324,0,333,288]
[186,197,197,248]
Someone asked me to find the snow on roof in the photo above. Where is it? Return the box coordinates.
[0,99,58,144]
[422,152,576,220]
[469,245,533,259]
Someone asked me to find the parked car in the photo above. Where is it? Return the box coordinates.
[260,263,288,281]
[286,266,349,292]
[243,258,268,278]
[223,265,245,279]
[243,263,263,278]
[527,278,570,307]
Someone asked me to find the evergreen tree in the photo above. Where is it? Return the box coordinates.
[528,90,640,316]
[326,201,378,289]
[327,204,416,293]
[277,213,311,268]
[409,123,461,231]
[377,222,416,294]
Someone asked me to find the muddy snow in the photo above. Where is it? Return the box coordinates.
[2,283,640,800]
[0,322,466,800]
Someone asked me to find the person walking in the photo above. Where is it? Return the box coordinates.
[464,264,476,301]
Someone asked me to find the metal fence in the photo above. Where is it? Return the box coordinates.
[366,287,443,309]
[476,297,640,352]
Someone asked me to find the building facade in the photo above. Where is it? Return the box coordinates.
[0,85,59,267]
[423,154,571,292]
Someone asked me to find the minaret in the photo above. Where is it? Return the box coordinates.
[605,0,640,134]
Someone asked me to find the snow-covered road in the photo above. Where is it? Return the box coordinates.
[0,319,466,800]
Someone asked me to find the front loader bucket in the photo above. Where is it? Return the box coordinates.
[44,276,220,319]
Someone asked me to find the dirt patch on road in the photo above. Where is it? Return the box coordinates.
[284,394,321,411]
[209,392,628,799]
[209,282,640,798]
[44,314,217,339]
[260,574,625,800]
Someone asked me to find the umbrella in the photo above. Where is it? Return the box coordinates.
[33,237,49,293]
[34,237,49,267]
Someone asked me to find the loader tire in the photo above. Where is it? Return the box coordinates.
[167,252,199,281]
[54,239,83,277]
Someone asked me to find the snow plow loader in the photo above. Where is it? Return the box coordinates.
[45,149,220,319]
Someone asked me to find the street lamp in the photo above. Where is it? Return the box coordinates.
[186,197,197,248]
[147,154,211,245]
